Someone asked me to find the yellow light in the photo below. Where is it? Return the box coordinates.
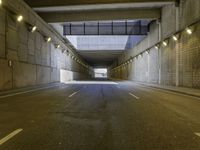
[162,41,167,47]
[47,37,51,42]
[17,15,23,22]
[31,26,37,32]
[186,28,192,35]
[0,0,2,5]
[172,35,178,41]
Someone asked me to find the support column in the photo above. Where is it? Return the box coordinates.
[175,5,180,86]
[158,20,162,84]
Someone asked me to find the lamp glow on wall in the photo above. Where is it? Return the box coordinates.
[17,15,23,22]
[0,0,2,5]
[155,45,159,50]
[31,26,37,33]
[172,35,178,41]
[162,41,168,47]
[45,37,51,42]
[186,27,192,35]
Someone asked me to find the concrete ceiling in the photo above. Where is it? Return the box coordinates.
[32,2,175,12]
[38,9,160,23]
[25,0,176,67]
[24,0,176,7]
[24,0,176,23]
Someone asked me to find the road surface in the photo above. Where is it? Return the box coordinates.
[0,80,200,150]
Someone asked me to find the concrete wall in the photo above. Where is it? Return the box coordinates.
[0,0,90,91]
[109,0,200,89]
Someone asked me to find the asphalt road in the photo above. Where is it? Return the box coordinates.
[0,80,200,150]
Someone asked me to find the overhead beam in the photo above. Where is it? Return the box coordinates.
[38,9,161,23]
[77,50,123,67]
[24,0,176,7]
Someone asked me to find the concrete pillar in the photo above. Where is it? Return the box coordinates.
[158,20,162,84]
[175,6,180,87]
[147,33,149,83]
[147,53,150,83]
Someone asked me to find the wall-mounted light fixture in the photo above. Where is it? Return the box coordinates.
[30,26,37,33]
[8,60,12,67]
[17,15,23,22]
[55,44,60,49]
[155,45,159,49]
[45,37,51,42]
[172,35,178,41]
[162,41,168,47]
[186,27,192,35]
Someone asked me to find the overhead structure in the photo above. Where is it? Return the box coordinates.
[77,50,124,67]
[24,0,176,7]
[63,20,149,36]
[37,9,160,23]
[24,0,176,23]
[24,0,176,67]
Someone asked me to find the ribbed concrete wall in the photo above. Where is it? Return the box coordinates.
[109,0,200,89]
[0,0,90,91]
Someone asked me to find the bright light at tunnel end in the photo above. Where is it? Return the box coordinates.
[63,81,119,85]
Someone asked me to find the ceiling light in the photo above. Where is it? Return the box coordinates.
[186,27,192,35]
[17,15,23,22]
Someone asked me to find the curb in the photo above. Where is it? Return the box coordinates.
[0,82,62,97]
[137,83,200,99]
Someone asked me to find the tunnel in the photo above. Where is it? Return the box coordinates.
[0,0,200,149]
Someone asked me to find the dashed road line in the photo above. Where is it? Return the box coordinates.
[68,90,80,98]
[194,132,200,137]
[0,129,23,146]
[129,92,140,100]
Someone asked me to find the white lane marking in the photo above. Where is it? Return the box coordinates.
[65,100,75,108]
[194,132,200,137]
[0,85,61,99]
[0,129,23,146]
[68,91,80,98]
[129,93,140,100]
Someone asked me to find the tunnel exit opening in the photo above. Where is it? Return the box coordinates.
[94,68,108,79]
